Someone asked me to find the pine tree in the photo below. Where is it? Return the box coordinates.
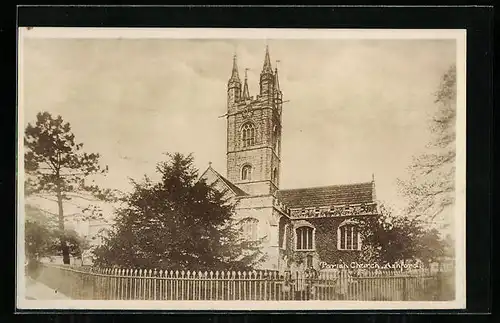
[24,112,112,264]
[93,153,264,271]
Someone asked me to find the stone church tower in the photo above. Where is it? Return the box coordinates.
[226,46,283,196]
[223,46,288,270]
[200,46,378,271]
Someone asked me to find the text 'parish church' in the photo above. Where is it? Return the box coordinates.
[200,46,379,271]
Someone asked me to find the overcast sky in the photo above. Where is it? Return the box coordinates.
[22,37,456,212]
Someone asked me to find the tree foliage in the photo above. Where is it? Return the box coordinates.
[358,204,453,265]
[93,153,265,271]
[398,65,457,226]
[24,112,112,264]
[25,220,55,260]
[25,218,90,261]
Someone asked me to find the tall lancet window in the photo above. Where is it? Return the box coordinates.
[241,122,256,147]
[241,164,252,181]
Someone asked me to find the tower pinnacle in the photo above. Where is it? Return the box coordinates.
[243,68,250,100]
[227,54,242,107]
[228,54,241,85]
[260,46,275,98]
[262,45,273,74]
[274,64,281,92]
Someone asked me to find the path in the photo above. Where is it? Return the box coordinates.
[24,276,71,300]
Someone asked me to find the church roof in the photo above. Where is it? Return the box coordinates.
[199,165,248,197]
[216,172,248,197]
[277,181,375,209]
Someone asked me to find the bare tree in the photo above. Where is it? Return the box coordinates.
[398,65,457,228]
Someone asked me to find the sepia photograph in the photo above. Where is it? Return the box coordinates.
[16,28,466,310]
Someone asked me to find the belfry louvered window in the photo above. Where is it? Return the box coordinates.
[241,122,256,147]
[241,164,252,181]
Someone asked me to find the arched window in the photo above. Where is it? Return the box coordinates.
[241,218,259,241]
[337,222,361,251]
[273,168,278,183]
[241,122,256,147]
[296,226,314,250]
[241,164,252,181]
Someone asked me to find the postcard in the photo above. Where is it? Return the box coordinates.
[17,27,466,310]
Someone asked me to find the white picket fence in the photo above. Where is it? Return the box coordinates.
[30,263,454,301]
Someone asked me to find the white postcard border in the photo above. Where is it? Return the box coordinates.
[16,27,467,311]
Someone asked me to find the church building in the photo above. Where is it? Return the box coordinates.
[200,46,379,271]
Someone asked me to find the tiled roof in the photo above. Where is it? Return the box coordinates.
[277,182,375,209]
[211,169,248,197]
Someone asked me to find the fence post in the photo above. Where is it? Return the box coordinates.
[437,263,443,301]
[338,270,344,300]
[402,276,408,301]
